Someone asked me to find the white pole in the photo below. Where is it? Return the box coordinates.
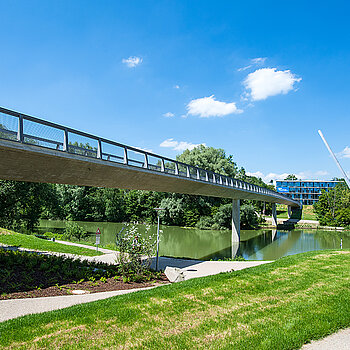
[156,214,160,271]
[318,130,350,189]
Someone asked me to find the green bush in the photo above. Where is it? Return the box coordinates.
[196,216,214,229]
[64,222,88,241]
[0,250,117,294]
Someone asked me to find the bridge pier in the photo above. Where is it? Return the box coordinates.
[232,199,240,243]
[287,205,292,219]
[271,203,277,227]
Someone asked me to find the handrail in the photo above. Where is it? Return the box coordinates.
[0,106,300,206]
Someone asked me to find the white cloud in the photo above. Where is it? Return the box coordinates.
[338,146,350,159]
[246,170,329,184]
[238,57,267,71]
[163,112,175,118]
[243,68,301,101]
[160,138,206,152]
[174,85,180,89]
[251,57,267,65]
[186,95,243,118]
[122,56,143,68]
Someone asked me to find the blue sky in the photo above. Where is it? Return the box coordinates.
[1,0,349,182]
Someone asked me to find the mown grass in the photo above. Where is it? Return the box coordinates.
[1,250,350,349]
[277,205,317,221]
[0,228,103,256]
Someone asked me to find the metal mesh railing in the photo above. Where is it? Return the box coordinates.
[0,106,300,206]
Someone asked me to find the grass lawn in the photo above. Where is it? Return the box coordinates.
[1,250,350,349]
[0,228,103,256]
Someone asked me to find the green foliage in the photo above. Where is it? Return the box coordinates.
[64,222,88,241]
[285,174,298,180]
[115,224,156,277]
[176,144,244,179]
[0,181,56,231]
[240,204,259,229]
[314,182,350,227]
[0,250,116,294]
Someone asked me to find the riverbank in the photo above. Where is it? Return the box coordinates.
[0,228,104,256]
[1,249,349,349]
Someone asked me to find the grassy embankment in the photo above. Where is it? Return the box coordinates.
[0,228,103,256]
[277,205,317,221]
[1,250,350,349]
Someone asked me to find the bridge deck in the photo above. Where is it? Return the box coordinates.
[0,107,300,207]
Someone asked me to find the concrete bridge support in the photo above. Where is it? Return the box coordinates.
[287,205,292,219]
[272,203,277,227]
[232,199,240,243]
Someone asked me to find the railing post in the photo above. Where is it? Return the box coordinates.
[186,166,190,178]
[144,154,149,169]
[17,115,24,142]
[97,138,102,159]
[196,169,200,180]
[63,129,68,152]
[123,147,128,165]
[205,172,209,182]
[161,158,165,172]
[174,162,179,175]
[212,173,216,183]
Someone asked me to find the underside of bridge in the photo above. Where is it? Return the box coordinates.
[0,140,299,207]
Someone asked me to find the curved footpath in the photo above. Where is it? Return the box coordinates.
[1,240,349,348]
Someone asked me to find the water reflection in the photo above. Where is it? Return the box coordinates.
[39,220,349,261]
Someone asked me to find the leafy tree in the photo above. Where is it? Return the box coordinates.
[240,204,259,229]
[314,182,350,226]
[285,174,298,180]
[0,180,54,231]
[176,145,244,179]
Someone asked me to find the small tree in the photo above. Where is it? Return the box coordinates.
[116,224,157,277]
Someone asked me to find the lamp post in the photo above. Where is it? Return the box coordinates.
[154,208,165,271]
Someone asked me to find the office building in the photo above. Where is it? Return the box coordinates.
[275,180,340,205]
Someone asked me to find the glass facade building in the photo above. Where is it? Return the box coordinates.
[275,180,340,205]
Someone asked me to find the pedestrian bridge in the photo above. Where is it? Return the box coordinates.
[0,107,300,241]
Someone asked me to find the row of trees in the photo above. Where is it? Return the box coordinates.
[0,145,275,232]
[314,182,350,227]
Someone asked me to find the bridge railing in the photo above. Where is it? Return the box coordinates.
[0,107,300,205]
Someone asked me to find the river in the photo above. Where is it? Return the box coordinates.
[39,220,349,261]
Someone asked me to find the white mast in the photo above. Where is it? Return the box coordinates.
[318,130,350,189]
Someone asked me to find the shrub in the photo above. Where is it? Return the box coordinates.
[116,224,157,276]
[64,222,88,241]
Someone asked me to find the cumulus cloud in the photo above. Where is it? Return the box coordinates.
[160,138,206,152]
[186,95,243,118]
[243,68,301,101]
[122,56,143,68]
[338,146,350,159]
[163,112,175,118]
[174,85,180,89]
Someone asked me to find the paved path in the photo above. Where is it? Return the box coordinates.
[301,328,350,349]
[0,286,158,322]
[150,256,272,280]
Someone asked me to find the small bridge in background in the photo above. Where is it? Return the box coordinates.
[0,107,300,243]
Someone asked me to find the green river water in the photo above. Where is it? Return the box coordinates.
[39,220,350,261]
